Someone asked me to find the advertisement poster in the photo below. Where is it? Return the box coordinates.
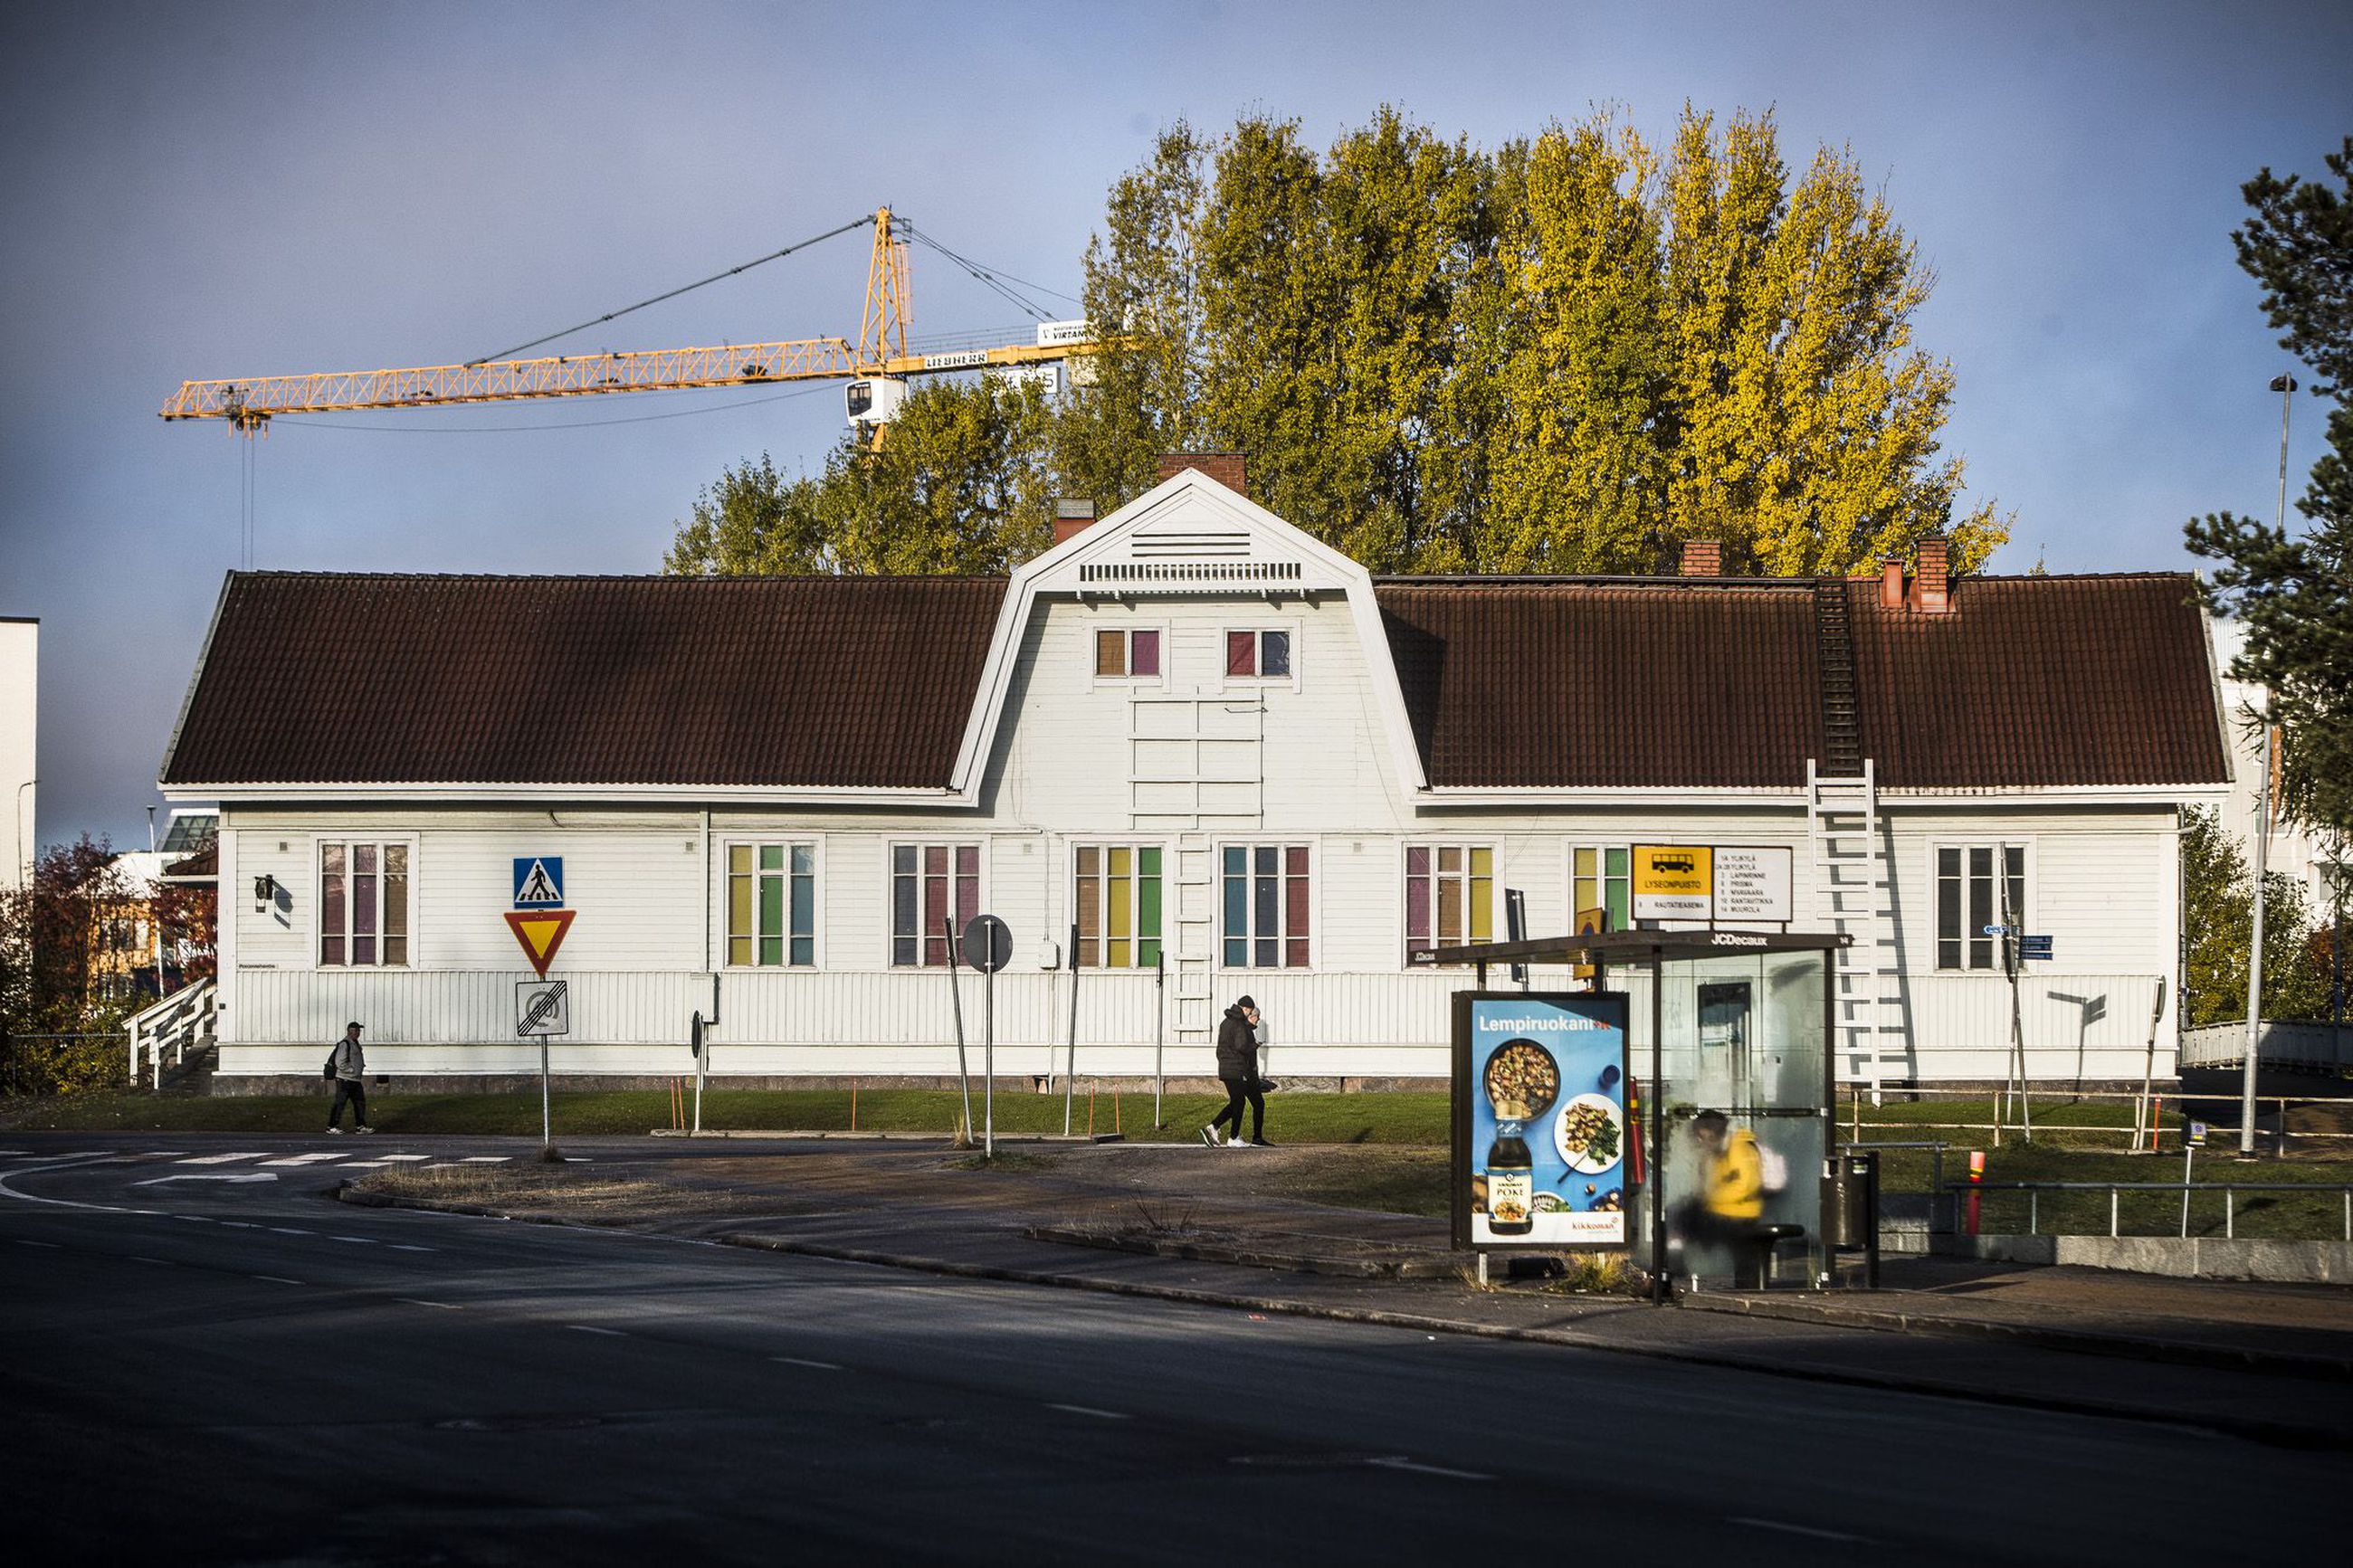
[1454,993,1632,1250]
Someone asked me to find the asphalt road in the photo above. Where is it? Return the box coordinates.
[1,1136,2336,1566]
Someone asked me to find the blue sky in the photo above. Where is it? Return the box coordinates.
[3,0,2348,851]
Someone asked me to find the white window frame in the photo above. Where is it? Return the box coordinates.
[1929,839,2034,974]
[1216,840,1316,971]
[722,838,823,970]
[1403,841,1497,964]
[314,837,416,971]
[886,840,987,968]
[1218,620,1302,693]
[1087,620,1170,690]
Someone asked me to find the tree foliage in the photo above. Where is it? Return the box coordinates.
[672,106,2007,580]
[2180,806,2333,1028]
[0,836,138,1095]
[2186,136,2353,841]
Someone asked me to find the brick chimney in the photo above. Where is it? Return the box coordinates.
[1879,556,1905,610]
[1679,538,1723,577]
[1157,451,1248,497]
[1911,533,1951,615]
[1053,498,1095,547]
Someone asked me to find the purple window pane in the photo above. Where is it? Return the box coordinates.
[925,845,947,877]
[1406,873,1429,942]
[1286,936,1309,968]
[955,844,979,878]
[1405,846,1428,877]
[1285,868,1308,940]
[1132,629,1160,677]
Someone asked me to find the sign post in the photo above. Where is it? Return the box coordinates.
[960,916,1013,1156]
[943,917,974,1145]
[517,978,568,1152]
[1152,947,1167,1128]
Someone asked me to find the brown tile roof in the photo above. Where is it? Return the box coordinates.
[1374,573,2227,790]
[1847,575,2228,789]
[163,574,1007,789]
[1375,582,1826,788]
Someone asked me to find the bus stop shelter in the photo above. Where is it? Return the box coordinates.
[1410,928,1849,1300]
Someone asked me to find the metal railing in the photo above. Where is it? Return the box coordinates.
[1839,1083,2351,1151]
[1964,1180,2353,1241]
[127,978,215,1089]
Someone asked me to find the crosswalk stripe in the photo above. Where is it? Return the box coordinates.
[458,1156,511,1164]
[378,1155,431,1162]
[262,1153,345,1166]
[179,1152,270,1164]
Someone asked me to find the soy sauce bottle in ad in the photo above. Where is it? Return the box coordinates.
[1486,1120,1534,1235]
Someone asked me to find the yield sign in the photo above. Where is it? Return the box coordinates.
[504,909,576,978]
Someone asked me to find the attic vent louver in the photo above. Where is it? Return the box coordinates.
[1079,560,1303,584]
[1131,529,1251,556]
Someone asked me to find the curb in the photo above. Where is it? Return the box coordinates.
[333,1186,2350,1450]
[1679,1290,2353,1382]
[644,1130,1124,1144]
[1026,1223,1467,1280]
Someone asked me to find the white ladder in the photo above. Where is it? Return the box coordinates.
[1806,758,1907,1100]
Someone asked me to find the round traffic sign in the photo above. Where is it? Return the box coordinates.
[960,914,1013,974]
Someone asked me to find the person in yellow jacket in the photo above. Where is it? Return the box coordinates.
[1696,1110,1764,1225]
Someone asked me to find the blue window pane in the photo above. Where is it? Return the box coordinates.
[1262,630,1290,677]
[1224,871,1246,938]
[1224,937,1247,966]
[1255,845,1277,876]
[791,844,814,875]
[1256,870,1277,935]
[1224,846,1245,876]
[1255,936,1276,966]
[892,845,916,875]
[790,936,814,966]
[791,874,814,937]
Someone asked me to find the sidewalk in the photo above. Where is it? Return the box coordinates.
[343,1138,2353,1448]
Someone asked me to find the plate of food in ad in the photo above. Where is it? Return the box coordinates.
[1481,1038,1559,1122]
[1553,1091,1624,1174]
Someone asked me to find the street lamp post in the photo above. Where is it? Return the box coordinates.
[2239,374,2297,1156]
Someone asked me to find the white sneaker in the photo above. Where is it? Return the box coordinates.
[1199,1126,1222,1147]
[327,1126,345,1135]
[356,1126,375,1135]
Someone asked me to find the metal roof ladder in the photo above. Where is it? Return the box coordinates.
[1807,758,1909,1102]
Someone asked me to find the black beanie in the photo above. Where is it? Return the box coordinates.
[1235,995,1256,1010]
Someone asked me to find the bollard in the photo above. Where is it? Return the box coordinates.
[1965,1150,1985,1237]
[1088,1086,1096,1138]
[850,1080,859,1133]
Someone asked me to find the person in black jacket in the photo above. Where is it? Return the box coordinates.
[1201,996,1269,1146]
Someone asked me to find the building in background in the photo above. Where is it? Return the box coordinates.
[2208,615,2343,907]
[1,616,33,894]
[158,462,2231,1092]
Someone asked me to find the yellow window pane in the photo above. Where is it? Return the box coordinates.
[1470,848,1491,879]
[729,844,751,875]
[1096,628,1125,677]
[1109,846,1130,878]
[729,875,751,939]
[1109,873,1131,939]
[1437,877,1461,942]
[1109,940,1129,968]
[1471,877,1491,940]
[728,936,751,965]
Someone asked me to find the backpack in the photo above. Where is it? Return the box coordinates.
[1758,1142,1790,1196]
[322,1051,338,1080]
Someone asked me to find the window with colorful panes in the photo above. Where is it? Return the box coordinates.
[1570,846,1632,933]
[1223,845,1310,967]
[727,842,815,967]
[1073,845,1161,968]
[891,843,980,966]
[1405,845,1492,959]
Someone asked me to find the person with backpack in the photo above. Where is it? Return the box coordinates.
[1201,995,1271,1147]
[325,1022,372,1134]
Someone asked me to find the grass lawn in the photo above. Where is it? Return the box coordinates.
[0,1086,1453,1145]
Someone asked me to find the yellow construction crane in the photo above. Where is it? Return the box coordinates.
[159,208,1097,438]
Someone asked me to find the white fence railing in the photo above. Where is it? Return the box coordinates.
[128,978,216,1088]
[2179,1021,2352,1071]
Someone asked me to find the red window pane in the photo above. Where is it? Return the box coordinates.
[1226,632,1256,677]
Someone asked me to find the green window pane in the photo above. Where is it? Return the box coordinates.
[1138,847,1160,878]
[1139,937,1161,968]
[1138,864,1161,940]
[759,936,782,966]
[1605,848,1628,879]
[760,871,783,941]
[760,844,783,872]
[1605,881,1631,932]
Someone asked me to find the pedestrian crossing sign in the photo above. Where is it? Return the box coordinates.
[513,857,565,908]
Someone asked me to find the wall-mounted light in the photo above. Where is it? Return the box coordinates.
[252,873,277,911]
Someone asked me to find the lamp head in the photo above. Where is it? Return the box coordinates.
[2269,374,2299,394]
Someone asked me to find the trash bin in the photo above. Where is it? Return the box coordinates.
[1829,1149,1880,1287]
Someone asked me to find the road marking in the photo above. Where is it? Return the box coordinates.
[398,1297,460,1310]
[458,1156,511,1164]
[170,1213,214,1222]
[129,1256,173,1266]
[1727,1518,1870,1544]
[337,1161,394,1168]
[127,1151,190,1160]
[14,1239,62,1249]
[566,1325,625,1337]
[1045,1403,1130,1421]
[328,1235,378,1245]
[269,1227,312,1236]
[770,1356,842,1371]
[179,1152,270,1164]
[1367,1458,1491,1481]
[218,1221,261,1229]
[379,1155,432,1162]
[387,1244,436,1253]
[262,1153,344,1166]
[135,1173,278,1186]
[252,1275,303,1285]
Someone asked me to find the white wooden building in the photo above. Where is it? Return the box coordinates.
[161,460,2232,1091]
